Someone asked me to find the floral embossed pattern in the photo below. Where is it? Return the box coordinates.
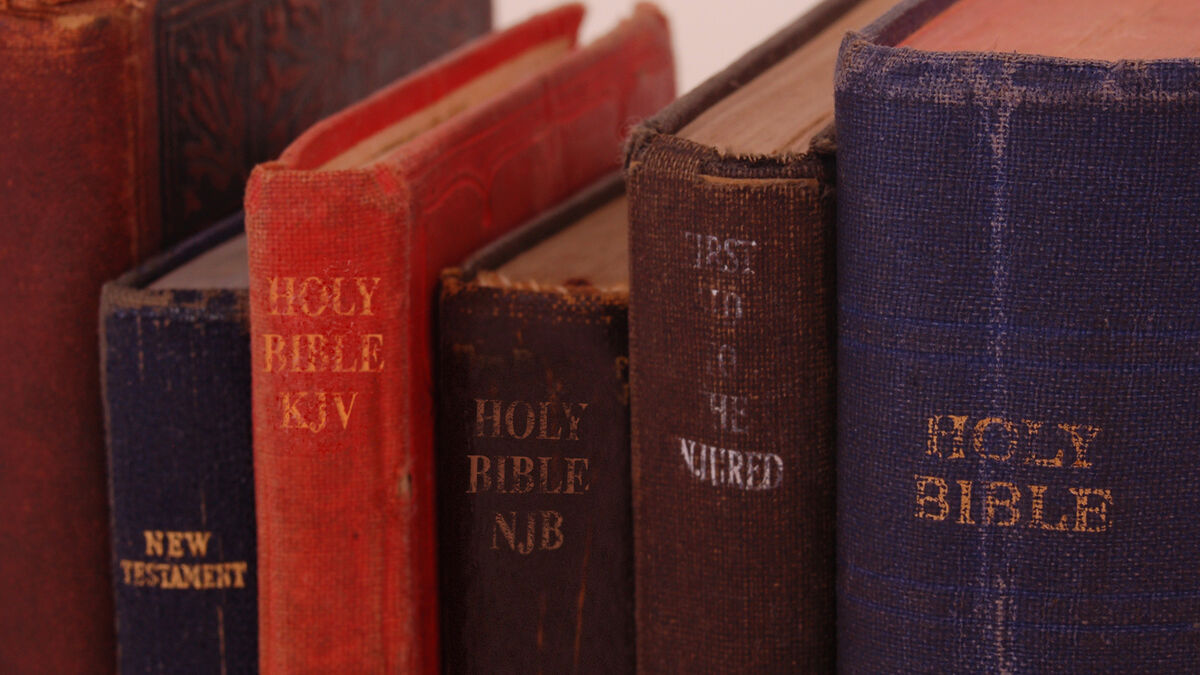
[155,0,489,245]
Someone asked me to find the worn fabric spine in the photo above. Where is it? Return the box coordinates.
[245,7,674,672]
[101,214,256,674]
[836,0,1200,670]
[436,176,634,673]
[0,4,158,671]
[624,3,853,670]
[0,1,485,671]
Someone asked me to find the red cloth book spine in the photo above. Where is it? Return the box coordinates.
[0,4,158,672]
[245,6,674,672]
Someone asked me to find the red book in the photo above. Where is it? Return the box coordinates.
[244,5,675,672]
[0,1,485,671]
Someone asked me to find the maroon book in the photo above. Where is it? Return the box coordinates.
[0,1,487,671]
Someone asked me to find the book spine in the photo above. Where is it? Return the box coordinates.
[626,135,837,671]
[0,3,157,672]
[246,168,423,673]
[836,36,1200,672]
[101,286,257,674]
[436,277,633,673]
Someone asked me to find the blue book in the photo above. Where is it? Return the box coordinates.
[836,0,1200,670]
[101,214,255,673]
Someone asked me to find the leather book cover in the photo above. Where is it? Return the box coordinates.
[836,0,1200,670]
[623,0,865,670]
[436,175,634,673]
[0,1,484,671]
[101,214,256,674]
[245,7,674,672]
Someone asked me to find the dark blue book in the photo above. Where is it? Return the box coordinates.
[101,214,255,673]
[836,0,1200,671]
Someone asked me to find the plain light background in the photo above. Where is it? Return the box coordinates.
[495,0,825,92]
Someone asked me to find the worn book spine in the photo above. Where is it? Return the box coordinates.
[149,0,491,244]
[436,177,633,674]
[246,8,674,672]
[836,2,1200,670]
[627,136,836,672]
[0,4,158,671]
[101,214,256,674]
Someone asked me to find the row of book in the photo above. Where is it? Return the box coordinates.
[5,0,1200,672]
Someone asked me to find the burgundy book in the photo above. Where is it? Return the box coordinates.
[624,0,892,670]
[0,1,486,671]
[437,174,635,673]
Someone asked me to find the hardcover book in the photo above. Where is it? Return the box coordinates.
[836,0,1200,670]
[437,174,634,673]
[244,6,674,672]
[0,1,486,670]
[101,214,255,674]
[624,0,890,669]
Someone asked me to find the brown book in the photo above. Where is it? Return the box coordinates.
[436,174,635,673]
[0,1,486,671]
[624,0,893,669]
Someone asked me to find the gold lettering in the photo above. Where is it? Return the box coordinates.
[537,402,562,440]
[360,334,384,372]
[927,415,967,459]
[467,455,491,493]
[511,456,533,494]
[985,482,1021,527]
[144,530,164,557]
[539,457,562,494]
[355,277,381,316]
[505,402,535,440]
[167,531,185,558]
[333,392,358,430]
[1028,484,1070,531]
[973,417,1019,462]
[263,334,287,373]
[475,400,502,438]
[956,480,975,524]
[915,474,949,520]
[1060,424,1100,469]
[1070,487,1112,532]
[541,511,564,550]
[564,458,589,494]
[183,531,210,557]
[268,277,295,315]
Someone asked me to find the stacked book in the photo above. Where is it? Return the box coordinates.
[4,0,1199,672]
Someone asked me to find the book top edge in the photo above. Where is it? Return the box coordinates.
[102,212,247,317]
[840,0,1200,102]
[627,0,861,163]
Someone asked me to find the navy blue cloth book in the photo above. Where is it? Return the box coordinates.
[101,214,255,673]
[836,0,1200,671]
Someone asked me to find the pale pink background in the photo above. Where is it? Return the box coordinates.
[496,0,823,92]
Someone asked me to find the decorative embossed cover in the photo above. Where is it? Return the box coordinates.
[624,1,856,671]
[836,0,1200,670]
[245,6,675,672]
[0,0,484,671]
[436,175,635,673]
[101,215,256,675]
[153,0,489,243]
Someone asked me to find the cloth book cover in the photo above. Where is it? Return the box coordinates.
[244,5,675,672]
[436,174,634,673]
[836,0,1200,670]
[623,0,877,669]
[101,214,255,674]
[0,1,486,670]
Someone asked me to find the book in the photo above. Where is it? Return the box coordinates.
[436,174,634,673]
[835,0,1200,670]
[101,214,255,673]
[0,1,486,671]
[244,6,675,672]
[624,0,894,669]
